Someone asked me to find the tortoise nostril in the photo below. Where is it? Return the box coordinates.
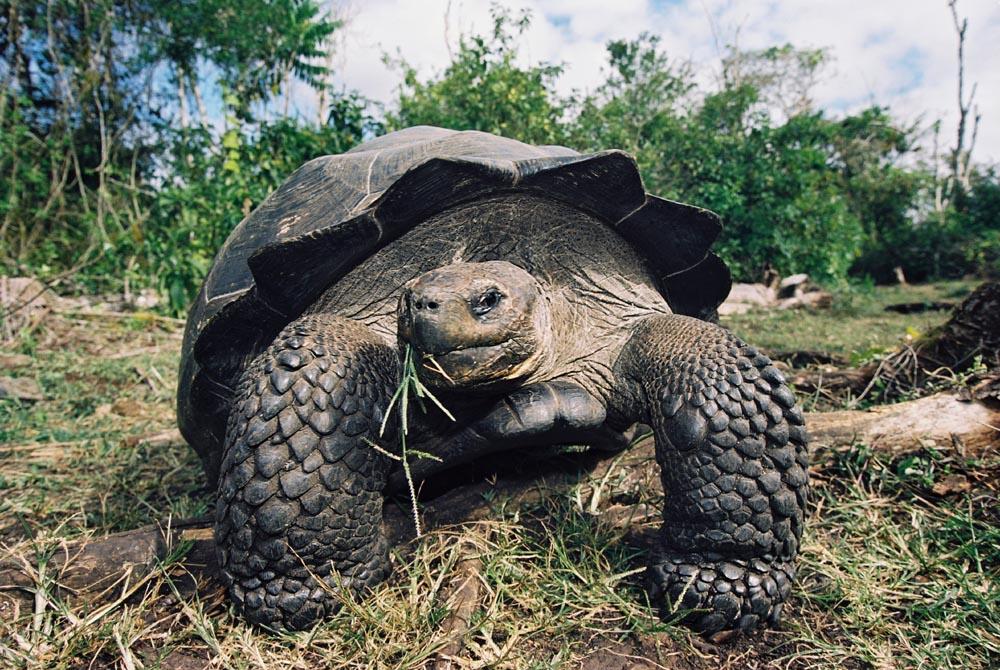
[426,301,439,310]
[413,298,439,311]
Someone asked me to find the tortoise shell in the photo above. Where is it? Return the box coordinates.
[177,126,731,482]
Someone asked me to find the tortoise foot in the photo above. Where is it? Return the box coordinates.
[227,537,390,631]
[648,553,794,633]
[614,314,809,634]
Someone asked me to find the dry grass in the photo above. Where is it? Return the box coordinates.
[1,283,998,669]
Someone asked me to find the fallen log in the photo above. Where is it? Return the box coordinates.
[807,393,999,458]
[3,391,996,634]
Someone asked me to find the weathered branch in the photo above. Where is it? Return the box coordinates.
[808,393,999,459]
[948,0,977,194]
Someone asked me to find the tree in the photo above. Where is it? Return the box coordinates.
[1,0,348,304]
[720,43,828,122]
[943,0,980,212]
[144,0,341,123]
[570,33,692,188]
[387,7,565,145]
[574,37,866,284]
[1,0,161,281]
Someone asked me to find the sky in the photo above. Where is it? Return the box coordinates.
[321,0,1000,164]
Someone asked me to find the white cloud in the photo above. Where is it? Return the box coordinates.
[321,0,1000,163]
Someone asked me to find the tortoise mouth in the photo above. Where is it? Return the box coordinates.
[411,340,537,389]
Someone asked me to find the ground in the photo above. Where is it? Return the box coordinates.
[0,281,998,669]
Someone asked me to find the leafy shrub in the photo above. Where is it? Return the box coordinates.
[141,103,379,315]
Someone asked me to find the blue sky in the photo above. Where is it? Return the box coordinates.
[321,0,1000,162]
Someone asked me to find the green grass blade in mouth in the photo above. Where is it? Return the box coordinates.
[379,344,457,536]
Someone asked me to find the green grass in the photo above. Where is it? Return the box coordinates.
[723,280,975,362]
[792,445,1000,669]
[0,314,207,540]
[1,281,998,669]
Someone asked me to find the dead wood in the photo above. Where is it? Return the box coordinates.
[911,280,1000,371]
[0,277,61,345]
[883,301,954,314]
[789,366,874,396]
[807,392,999,459]
[431,543,483,670]
[790,281,1000,406]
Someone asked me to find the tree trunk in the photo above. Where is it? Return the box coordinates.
[178,75,188,130]
[913,280,1000,371]
[190,74,208,127]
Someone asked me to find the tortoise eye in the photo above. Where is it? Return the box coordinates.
[472,288,503,316]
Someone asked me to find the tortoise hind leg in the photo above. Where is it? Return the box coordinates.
[215,314,399,631]
[612,314,808,634]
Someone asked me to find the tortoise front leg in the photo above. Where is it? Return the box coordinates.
[215,314,399,631]
[612,314,808,634]
[387,380,632,490]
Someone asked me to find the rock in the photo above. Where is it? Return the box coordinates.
[719,275,832,314]
[777,273,811,299]
[778,290,833,310]
[718,283,777,315]
[0,376,44,401]
[130,288,163,310]
[775,273,833,310]
[111,397,147,418]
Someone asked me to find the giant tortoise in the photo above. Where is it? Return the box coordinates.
[178,126,808,634]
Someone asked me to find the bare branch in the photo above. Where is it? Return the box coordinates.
[947,0,977,199]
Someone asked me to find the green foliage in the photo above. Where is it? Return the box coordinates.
[0,0,160,288]
[143,101,376,314]
[3,0,997,314]
[387,7,566,145]
[574,37,865,284]
[570,33,692,185]
[670,103,866,284]
[852,165,1000,283]
[961,168,1000,276]
[1,0,360,310]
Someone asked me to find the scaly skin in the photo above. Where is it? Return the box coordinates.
[612,314,808,634]
[213,290,807,635]
[215,314,399,631]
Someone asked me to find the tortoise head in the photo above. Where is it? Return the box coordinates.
[397,261,551,391]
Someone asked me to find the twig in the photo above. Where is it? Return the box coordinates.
[432,544,483,670]
[134,366,159,394]
[105,346,164,360]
